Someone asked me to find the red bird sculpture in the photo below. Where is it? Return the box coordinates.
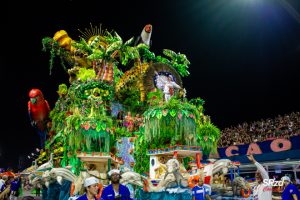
[28,89,50,148]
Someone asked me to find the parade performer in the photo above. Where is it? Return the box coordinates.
[247,154,272,200]
[192,179,211,200]
[76,177,100,200]
[155,71,181,102]
[281,176,300,200]
[273,176,300,200]
[100,169,132,200]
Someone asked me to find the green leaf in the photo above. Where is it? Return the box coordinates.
[136,43,149,49]
[124,37,134,46]
[96,123,102,132]
[156,110,162,119]
[106,41,122,55]
[163,49,177,59]
[182,110,189,117]
[114,32,123,43]
[75,122,80,130]
[101,123,106,130]
[170,109,176,117]
[151,110,157,118]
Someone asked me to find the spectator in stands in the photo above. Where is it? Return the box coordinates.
[219,112,300,147]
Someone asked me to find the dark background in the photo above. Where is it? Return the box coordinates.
[1,0,300,170]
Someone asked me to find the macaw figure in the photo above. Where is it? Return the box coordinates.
[28,88,50,148]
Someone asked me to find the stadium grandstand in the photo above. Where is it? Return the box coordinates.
[219,111,300,147]
[212,111,300,189]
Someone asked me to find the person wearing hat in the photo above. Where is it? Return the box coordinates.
[100,169,132,200]
[273,176,300,200]
[77,177,100,200]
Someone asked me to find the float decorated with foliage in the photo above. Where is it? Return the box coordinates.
[24,24,238,200]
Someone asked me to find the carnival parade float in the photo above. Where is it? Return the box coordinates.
[23,23,252,199]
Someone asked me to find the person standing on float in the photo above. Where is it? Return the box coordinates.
[247,154,272,200]
[155,71,181,102]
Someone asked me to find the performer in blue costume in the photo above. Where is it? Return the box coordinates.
[77,177,99,200]
[100,169,132,200]
[192,179,211,200]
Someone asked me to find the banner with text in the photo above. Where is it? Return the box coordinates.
[211,136,300,162]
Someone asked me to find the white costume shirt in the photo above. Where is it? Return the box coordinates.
[252,162,272,200]
[156,75,181,101]
[163,81,181,95]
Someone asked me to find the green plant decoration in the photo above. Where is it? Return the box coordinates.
[156,49,190,77]
[146,89,163,106]
[72,38,92,55]
[197,122,220,155]
[120,87,145,114]
[42,37,69,75]
[133,131,149,175]
[137,44,156,62]
[77,68,96,82]
[79,80,114,101]
[143,97,200,146]
[57,84,68,96]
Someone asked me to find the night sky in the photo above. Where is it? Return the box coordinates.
[1,0,300,170]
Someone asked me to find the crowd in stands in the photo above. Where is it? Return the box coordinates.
[219,111,300,147]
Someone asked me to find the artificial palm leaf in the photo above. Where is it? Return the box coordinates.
[106,41,122,56]
[163,49,177,60]
[114,32,123,43]
[124,37,134,46]
[197,122,220,155]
